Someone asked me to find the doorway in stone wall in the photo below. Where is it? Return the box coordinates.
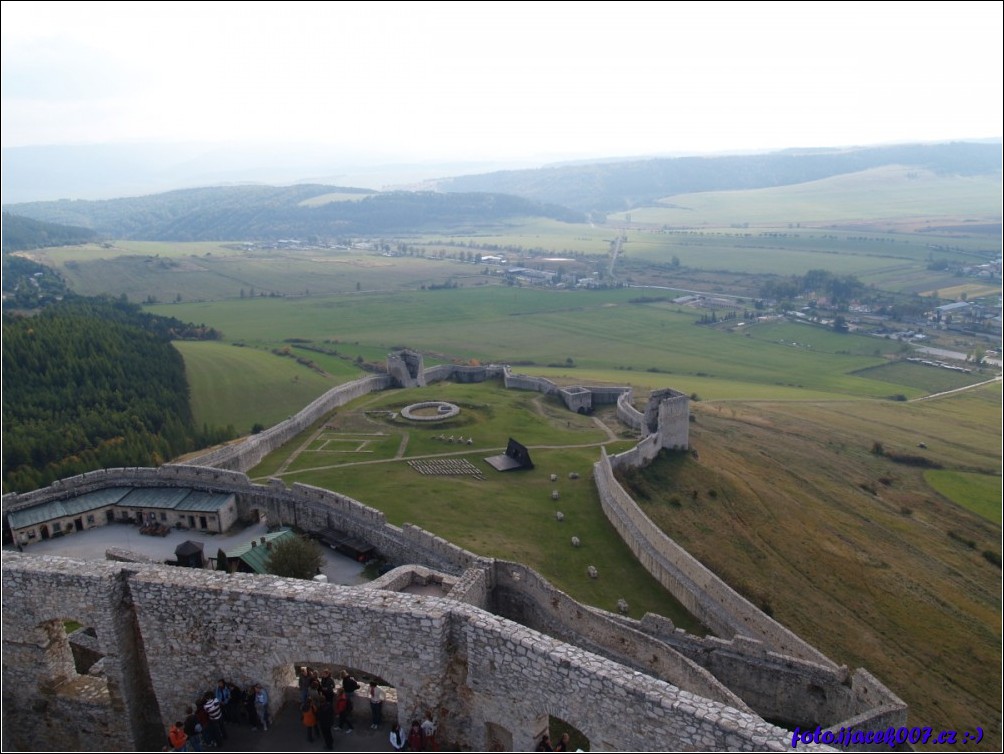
[549,715,590,752]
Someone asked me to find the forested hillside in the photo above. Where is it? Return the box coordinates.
[2,298,232,493]
[2,211,98,251]
[3,185,584,241]
[437,141,1002,212]
[1,255,72,309]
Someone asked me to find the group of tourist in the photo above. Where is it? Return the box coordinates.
[389,716,438,751]
[166,678,270,751]
[166,666,440,752]
[536,731,573,751]
[297,665,420,751]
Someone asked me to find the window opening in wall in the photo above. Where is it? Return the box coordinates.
[36,618,110,692]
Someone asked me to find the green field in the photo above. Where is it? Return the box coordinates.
[851,361,990,394]
[26,242,495,303]
[155,288,906,389]
[147,285,1002,433]
[609,166,1002,228]
[925,470,1003,524]
[248,381,698,628]
[174,341,358,432]
[298,192,376,206]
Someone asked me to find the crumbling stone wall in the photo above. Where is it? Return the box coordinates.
[2,553,825,752]
[386,349,427,388]
[491,560,753,713]
[624,613,906,731]
[502,368,559,395]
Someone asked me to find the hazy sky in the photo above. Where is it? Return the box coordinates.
[2,1,1001,160]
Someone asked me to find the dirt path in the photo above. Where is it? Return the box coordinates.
[908,375,1001,402]
[395,432,410,458]
[592,415,619,441]
[274,424,327,476]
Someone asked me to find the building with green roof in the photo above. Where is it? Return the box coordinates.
[216,528,297,574]
[7,486,238,546]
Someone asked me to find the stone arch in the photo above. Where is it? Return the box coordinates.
[134,576,456,745]
[547,713,591,752]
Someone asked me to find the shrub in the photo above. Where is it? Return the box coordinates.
[266,536,323,580]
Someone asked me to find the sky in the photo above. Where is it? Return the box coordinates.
[2,0,1002,162]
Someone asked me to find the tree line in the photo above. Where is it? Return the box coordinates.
[6,186,585,241]
[1,211,97,252]
[2,297,233,493]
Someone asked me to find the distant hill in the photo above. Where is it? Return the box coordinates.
[3,185,584,241]
[435,142,1002,213]
[1,212,98,252]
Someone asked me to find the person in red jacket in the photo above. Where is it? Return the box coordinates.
[335,688,354,733]
[168,721,188,752]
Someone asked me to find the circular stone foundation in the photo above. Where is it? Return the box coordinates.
[400,401,461,421]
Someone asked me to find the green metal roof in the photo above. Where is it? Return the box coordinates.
[177,490,234,513]
[221,528,296,574]
[119,487,192,509]
[7,487,132,529]
[7,486,231,530]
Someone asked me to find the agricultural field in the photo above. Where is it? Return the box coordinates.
[24,241,496,303]
[150,284,1003,433]
[925,470,1003,525]
[608,166,1002,230]
[850,360,991,394]
[174,341,363,432]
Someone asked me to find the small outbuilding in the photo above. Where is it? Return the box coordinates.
[174,540,205,568]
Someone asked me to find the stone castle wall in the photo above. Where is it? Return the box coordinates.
[593,450,835,666]
[501,368,559,395]
[2,553,821,753]
[657,390,690,449]
[627,613,905,732]
[490,560,753,714]
[616,389,644,431]
[185,374,393,472]
[386,349,427,388]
